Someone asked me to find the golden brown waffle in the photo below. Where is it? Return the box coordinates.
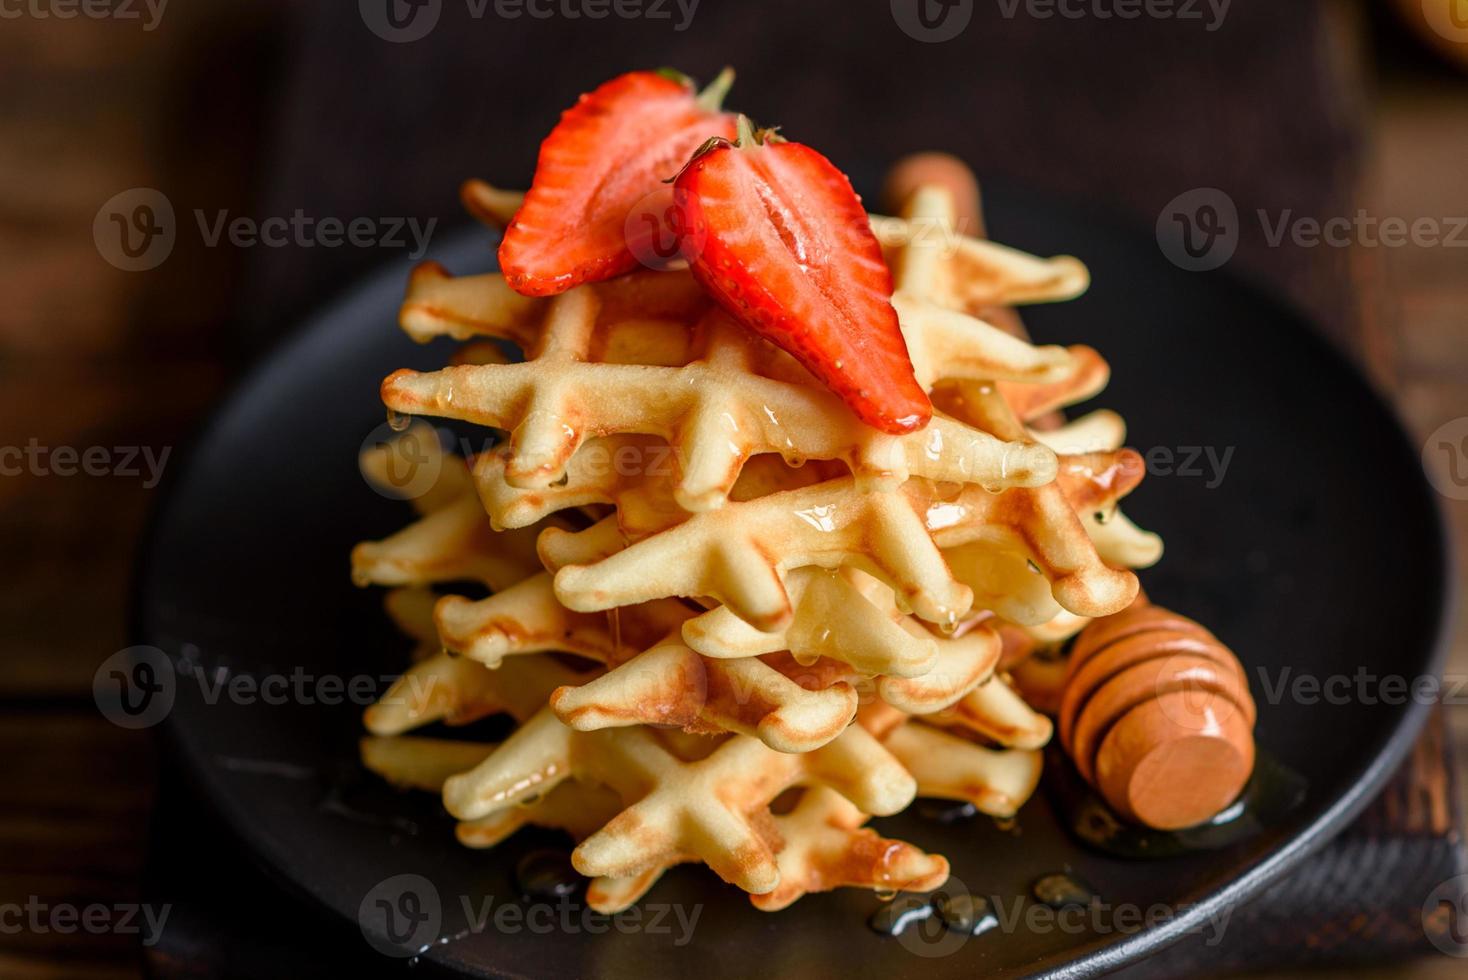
[427,563,990,752]
[363,644,586,737]
[755,787,949,911]
[547,438,1150,634]
[382,239,1079,511]
[397,186,1153,638]
[491,189,1156,633]
[352,422,543,591]
[433,570,688,668]
[345,168,1178,914]
[361,657,1041,911]
[929,672,1055,750]
[440,707,915,894]
[362,721,962,913]
[367,565,1026,754]
[353,428,1044,907]
[900,186,1156,618]
[353,437,978,753]
[547,472,972,631]
[547,620,999,752]
[859,702,1043,817]
[680,567,940,677]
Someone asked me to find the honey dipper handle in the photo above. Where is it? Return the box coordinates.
[879,154,1037,348]
[881,153,982,235]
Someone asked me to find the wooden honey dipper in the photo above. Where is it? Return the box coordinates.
[1057,598,1256,831]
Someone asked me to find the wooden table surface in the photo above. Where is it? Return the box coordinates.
[1227,63,1468,980]
[0,9,1464,979]
[1366,64,1468,834]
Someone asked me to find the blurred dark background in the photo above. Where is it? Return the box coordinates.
[2,1,1466,976]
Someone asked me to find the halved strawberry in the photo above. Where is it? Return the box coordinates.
[499,69,738,297]
[674,119,932,434]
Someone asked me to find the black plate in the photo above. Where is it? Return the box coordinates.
[133,188,1451,978]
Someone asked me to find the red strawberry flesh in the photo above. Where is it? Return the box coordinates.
[499,70,737,297]
[676,131,932,434]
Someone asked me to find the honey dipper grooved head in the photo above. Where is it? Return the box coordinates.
[1060,599,1256,830]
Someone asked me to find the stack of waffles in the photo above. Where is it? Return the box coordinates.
[351,181,1163,913]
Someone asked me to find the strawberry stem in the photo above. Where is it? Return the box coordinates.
[732,115,785,149]
[654,67,695,89]
[665,135,734,183]
[735,114,758,148]
[695,66,736,113]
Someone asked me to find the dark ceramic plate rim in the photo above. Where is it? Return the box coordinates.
[131,207,1456,978]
